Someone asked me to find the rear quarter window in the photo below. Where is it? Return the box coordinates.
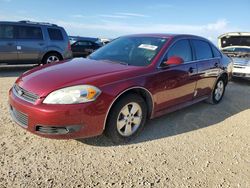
[48,28,64,41]
[193,40,213,60]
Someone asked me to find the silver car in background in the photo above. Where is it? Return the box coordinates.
[218,32,250,79]
[0,21,72,65]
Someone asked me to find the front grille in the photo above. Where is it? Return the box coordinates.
[13,84,39,103]
[10,106,28,128]
[233,66,245,69]
[233,73,250,77]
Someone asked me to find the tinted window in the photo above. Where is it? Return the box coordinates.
[17,26,43,40]
[48,28,63,40]
[74,41,93,46]
[0,25,14,39]
[167,40,192,62]
[211,45,221,57]
[193,40,213,60]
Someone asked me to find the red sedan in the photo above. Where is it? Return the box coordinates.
[9,34,232,143]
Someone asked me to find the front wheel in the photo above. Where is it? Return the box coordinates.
[105,94,147,144]
[206,78,226,104]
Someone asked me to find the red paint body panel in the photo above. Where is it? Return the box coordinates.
[9,34,232,139]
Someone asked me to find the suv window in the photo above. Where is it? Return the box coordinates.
[193,40,213,60]
[166,39,192,62]
[211,45,221,58]
[17,26,43,40]
[48,28,63,41]
[0,25,14,39]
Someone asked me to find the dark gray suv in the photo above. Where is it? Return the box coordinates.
[0,21,72,65]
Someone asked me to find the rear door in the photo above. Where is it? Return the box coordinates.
[191,39,221,98]
[154,39,198,111]
[16,25,44,63]
[0,24,18,64]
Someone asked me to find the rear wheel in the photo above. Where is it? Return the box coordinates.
[206,78,225,104]
[105,94,147,144]
[42,53,61,64]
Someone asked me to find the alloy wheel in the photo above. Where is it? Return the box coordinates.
[116,102,142,137]
[214,80,224,101]
[46,56,60,64]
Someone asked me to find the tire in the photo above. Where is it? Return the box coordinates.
[105,94,147,144]
[42,53,61,64]
[206,78,226,104]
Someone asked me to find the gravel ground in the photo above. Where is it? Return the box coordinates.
[0,66,249,188]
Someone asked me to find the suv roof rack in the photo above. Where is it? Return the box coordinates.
[18,20,58,27]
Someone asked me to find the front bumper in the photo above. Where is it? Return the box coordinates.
[232,66,250,78]
[9,88,108,139]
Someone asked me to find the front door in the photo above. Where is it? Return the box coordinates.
[152,39,198,112]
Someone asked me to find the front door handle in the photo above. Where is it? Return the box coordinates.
[7,42,14,46]
[189,67,194,73]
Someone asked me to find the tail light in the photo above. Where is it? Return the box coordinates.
[68,41,71,51]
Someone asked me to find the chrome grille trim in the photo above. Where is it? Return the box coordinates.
[13,84,39,104]
[10,106,28,128]
[233,66,245,69]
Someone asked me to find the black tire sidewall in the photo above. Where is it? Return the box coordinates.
[105,94,147,144]
[42,53,61,64]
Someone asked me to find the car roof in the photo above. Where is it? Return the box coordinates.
[69,36,99,42]
[0,21,59,27]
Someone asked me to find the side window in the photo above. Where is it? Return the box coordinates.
[75,41,92,46]
[17,26,43,40]
[48,28,63,41]
[193,40,213,60]
[211,45,221,58]
[0,25,14,39]
[166,40,192,62]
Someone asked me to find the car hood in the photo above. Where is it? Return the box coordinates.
[219,32,250,49]
[16,58,138,97]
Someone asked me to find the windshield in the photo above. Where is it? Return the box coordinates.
[89,36,167,66]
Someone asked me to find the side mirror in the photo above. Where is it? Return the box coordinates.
[163,56,184,66]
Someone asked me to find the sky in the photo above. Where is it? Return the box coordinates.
[0,0,250,44]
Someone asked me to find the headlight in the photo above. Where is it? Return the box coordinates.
[43,85,101,104]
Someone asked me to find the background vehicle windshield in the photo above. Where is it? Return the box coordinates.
[89,36,167,66]
[222,47,250,53]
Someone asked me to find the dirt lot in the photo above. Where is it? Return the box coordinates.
[0,66,249,188]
